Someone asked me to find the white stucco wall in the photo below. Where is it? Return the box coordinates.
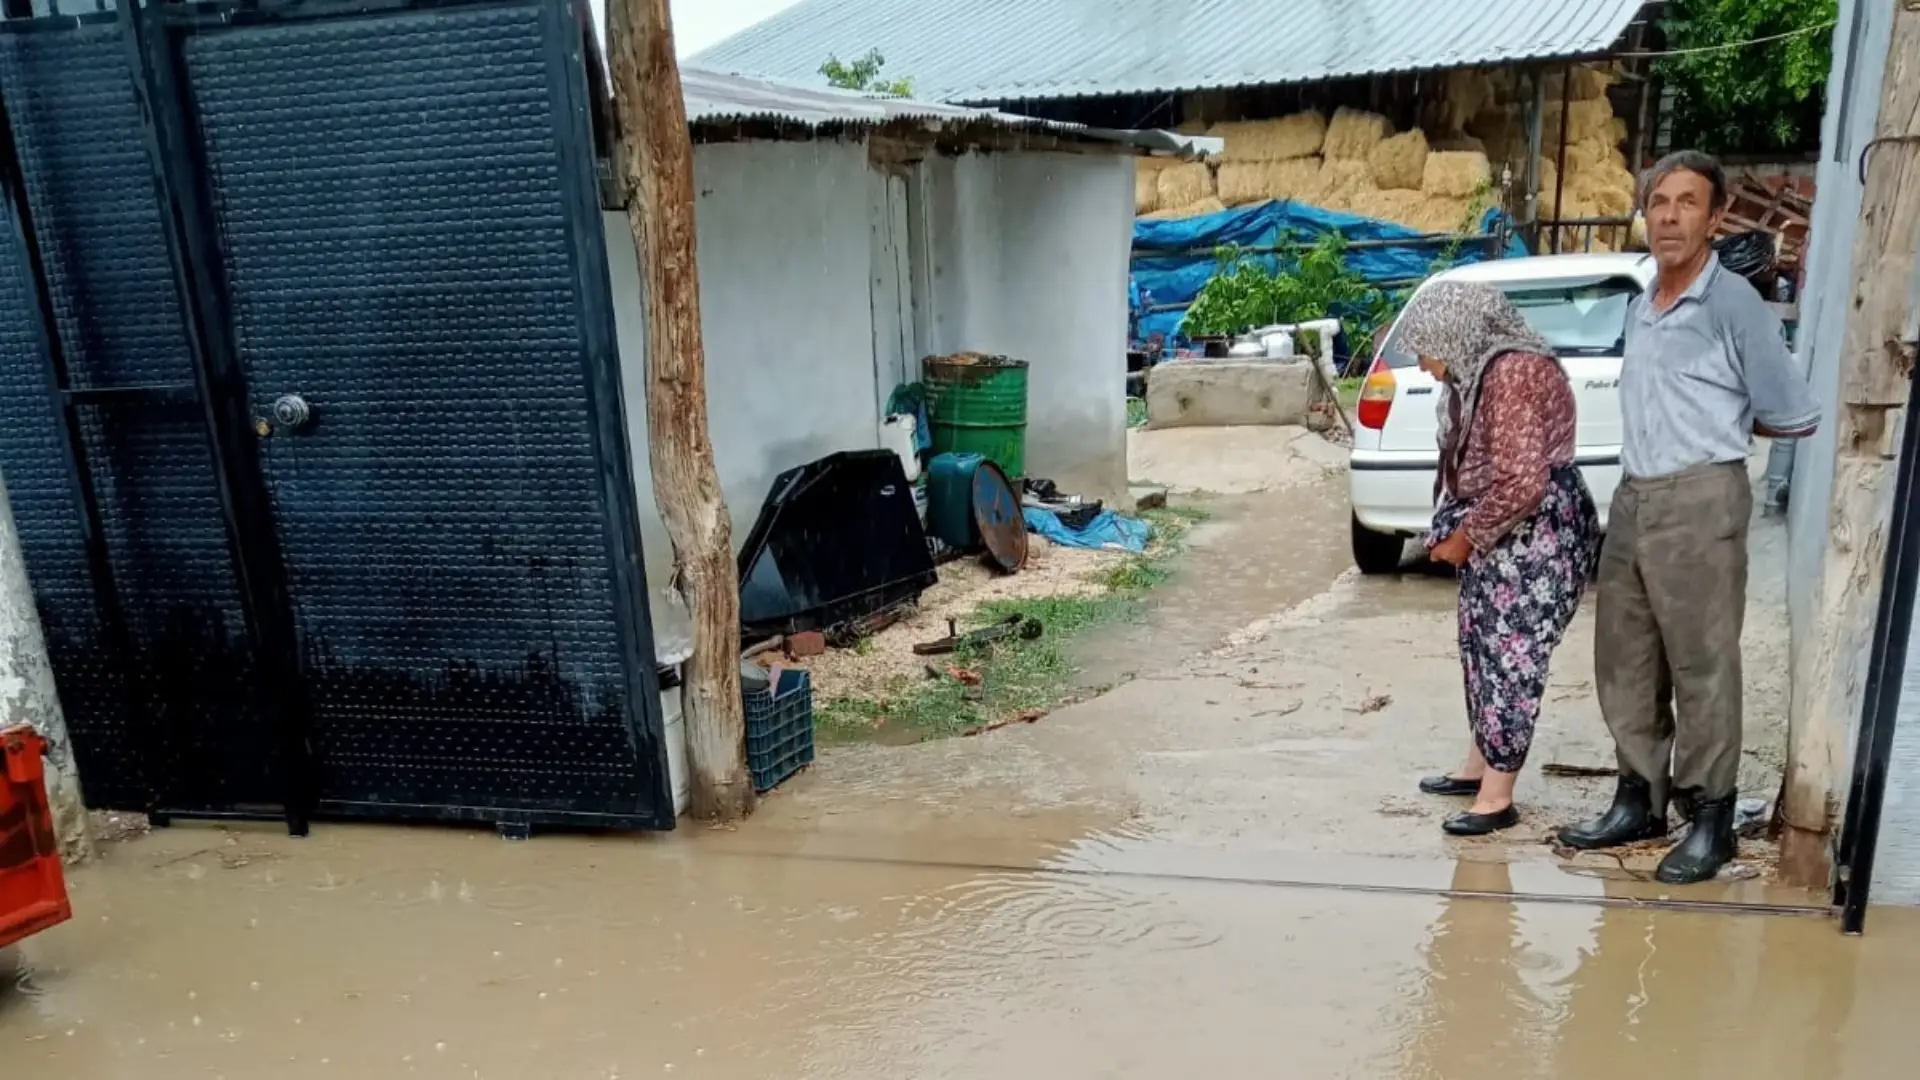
[607,138,879,588]
[1783,0,1920,904]
[922,151,1134,506]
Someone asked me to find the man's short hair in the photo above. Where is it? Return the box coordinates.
[1639,150,1729,212]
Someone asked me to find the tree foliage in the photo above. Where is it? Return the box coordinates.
[1657,0,1837,153]
[819,49,914,98]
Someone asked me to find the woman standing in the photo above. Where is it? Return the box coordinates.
[1406,282,1602,836]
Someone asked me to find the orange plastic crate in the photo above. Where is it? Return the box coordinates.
[0,725,71,951]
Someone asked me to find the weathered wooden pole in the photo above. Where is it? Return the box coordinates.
[1782,1,1920,886]
[605,0,753,821]
[0,470,91,861]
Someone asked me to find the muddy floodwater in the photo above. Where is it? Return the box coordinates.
[7,819,1918,1079]
[7,441,1915,1078]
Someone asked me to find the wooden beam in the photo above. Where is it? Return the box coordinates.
[606,0,754,821]
[1782,1,1920,886]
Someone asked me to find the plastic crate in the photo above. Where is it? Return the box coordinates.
[1,726,71,951]
[744,668,815,793]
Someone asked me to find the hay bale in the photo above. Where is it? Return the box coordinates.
[1421,150,1491,199]
[1410,195,1473,234]
[1569,65,1615,102]
[1559,135,1614,175]
[1533,159,1562,214]
[1430,134,1487,155]
[1433,68,1497,135]
[1466,104,1517,142]
[1134,157,1175,214]
[1210,111,1326,162]
[1608,117,1629,148]
[1569,163,1637,217]
[1216,158,1322,205]
[1368,130,1429,191]
[1156,162,1215,208]
[1142,196,1228,220]
[1307,158,1376,210]
[1347,189,1428,229]
[1543,98,1614,145]
[1323,107,1393,161]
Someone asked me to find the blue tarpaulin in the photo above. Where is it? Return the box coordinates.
[1023,506,1152,553]
[1130,202,1531,344]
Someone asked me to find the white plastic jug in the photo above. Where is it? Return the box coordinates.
[881,413,921,481]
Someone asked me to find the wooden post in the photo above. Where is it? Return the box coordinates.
[605,0,754,820]
[0,471,91,862]
[1782,1,1920,886]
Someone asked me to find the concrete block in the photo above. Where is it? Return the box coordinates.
[1146,360,1315,429]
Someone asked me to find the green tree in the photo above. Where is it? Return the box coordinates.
[1657,0,1837,153]
[819,49,914,98]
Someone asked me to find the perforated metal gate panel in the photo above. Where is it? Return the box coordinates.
[184,3,661,822]
[0,22,271,814]
[0,0,667,831]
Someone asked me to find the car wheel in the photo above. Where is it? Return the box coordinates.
[1351,514,1406,575]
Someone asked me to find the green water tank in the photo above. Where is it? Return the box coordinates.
[923,355,1029,479]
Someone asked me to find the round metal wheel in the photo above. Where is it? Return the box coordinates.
[971,461,1028,573]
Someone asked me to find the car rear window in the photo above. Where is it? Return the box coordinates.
[1378,274,1643,369]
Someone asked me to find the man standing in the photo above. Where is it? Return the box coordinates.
[1556,152,1820,884]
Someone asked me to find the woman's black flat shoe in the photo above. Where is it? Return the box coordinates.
[1419,775,1482,797]
[1443,806,1520,836]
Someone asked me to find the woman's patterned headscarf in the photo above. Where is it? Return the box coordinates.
[1394,280,1557,497]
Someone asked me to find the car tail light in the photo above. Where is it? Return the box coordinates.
[1357,355,1396,430]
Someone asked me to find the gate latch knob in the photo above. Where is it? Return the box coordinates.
[271,394,312,430]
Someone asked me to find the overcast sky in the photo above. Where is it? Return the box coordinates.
[586,0,807,58]
[671,0,805,56]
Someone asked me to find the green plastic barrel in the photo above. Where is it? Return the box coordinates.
[925,452,984,550]
[922,355,1029,479]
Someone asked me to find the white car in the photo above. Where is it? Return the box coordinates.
[1349,252,1658,574]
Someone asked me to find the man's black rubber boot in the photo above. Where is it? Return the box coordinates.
[1556,773,1668,850]
[1655,794,1738,885]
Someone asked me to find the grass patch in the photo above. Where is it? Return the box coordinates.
[1334,375,1362,412]
[1127,396,1149,429]
[816,501,1211,743]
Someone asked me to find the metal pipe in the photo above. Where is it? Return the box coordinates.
[1525,65,1546,244]
[1836,352,1920,935]
[1551,62,1574,255]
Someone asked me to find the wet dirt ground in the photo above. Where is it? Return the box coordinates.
[6,437,1914,1079]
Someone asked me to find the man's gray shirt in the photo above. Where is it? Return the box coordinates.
[1620,253,1821,479]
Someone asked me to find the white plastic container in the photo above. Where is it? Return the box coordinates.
[880,413,921,481]
[662,681,689,817]
[1261,330,1295,359]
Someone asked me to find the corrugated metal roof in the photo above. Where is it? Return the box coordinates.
[692,0,1646,105]
[681,67,1219,155]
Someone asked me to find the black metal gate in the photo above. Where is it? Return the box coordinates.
[0,0,671,834]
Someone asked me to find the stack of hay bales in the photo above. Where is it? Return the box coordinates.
[1449,62,1637,251]
[1207,111,1327,207]
[1195,107,1398,214]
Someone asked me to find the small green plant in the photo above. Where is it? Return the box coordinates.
[1126,396,1148,428]
[819,49,914,97]
[1182,234,1390,345]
